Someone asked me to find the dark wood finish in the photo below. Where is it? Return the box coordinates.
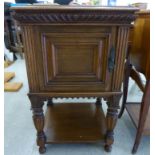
[118,10,150,154]
[11,6,138,25]
[44,103,106,143]
[11,5,138,153]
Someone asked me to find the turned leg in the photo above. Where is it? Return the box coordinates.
[47,98,53,106]
[104,95,121,152]
[96,97,102,106]
[29,96,46,154]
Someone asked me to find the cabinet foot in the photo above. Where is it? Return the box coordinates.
[39,146,46,154]
[132,147,137,154]
[104,144,112,152]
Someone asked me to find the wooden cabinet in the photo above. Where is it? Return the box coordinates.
[11,5,138,154]
[28,25,115,92]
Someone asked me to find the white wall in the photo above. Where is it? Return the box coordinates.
[4,0,150,7]
[4,0,15,3]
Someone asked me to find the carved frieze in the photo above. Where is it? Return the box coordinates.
[11,7,137,24]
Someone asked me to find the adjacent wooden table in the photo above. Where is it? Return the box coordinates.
[11,5,138,154]
[118,10,150,153]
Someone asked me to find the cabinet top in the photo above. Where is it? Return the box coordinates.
[11,5,139,25]
[11,5,138,11]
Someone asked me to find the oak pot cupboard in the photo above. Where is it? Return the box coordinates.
[11,5,138,154]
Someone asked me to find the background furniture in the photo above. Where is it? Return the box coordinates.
[15,0,37,3]
[54,0,73,4]
[118,10,150,154]
[4,2,24,59]
[12,5,138,154]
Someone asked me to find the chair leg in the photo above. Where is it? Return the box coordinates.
[118,63,132,118]
[130,67,145,92]
[132,80,150,154]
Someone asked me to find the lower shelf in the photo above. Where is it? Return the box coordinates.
[44,103,106,144]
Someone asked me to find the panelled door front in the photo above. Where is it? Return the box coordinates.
[34,25,116,92]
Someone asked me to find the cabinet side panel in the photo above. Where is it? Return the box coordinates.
[112,27,129,91]
[22,26,40,92]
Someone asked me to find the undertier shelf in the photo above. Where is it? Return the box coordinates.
[44,103,106,144]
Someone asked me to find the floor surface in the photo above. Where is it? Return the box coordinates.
[4,59,150,155]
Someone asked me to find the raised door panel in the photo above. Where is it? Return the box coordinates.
[36,26,114,92]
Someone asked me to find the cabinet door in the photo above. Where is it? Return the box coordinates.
[35,26,115,92]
